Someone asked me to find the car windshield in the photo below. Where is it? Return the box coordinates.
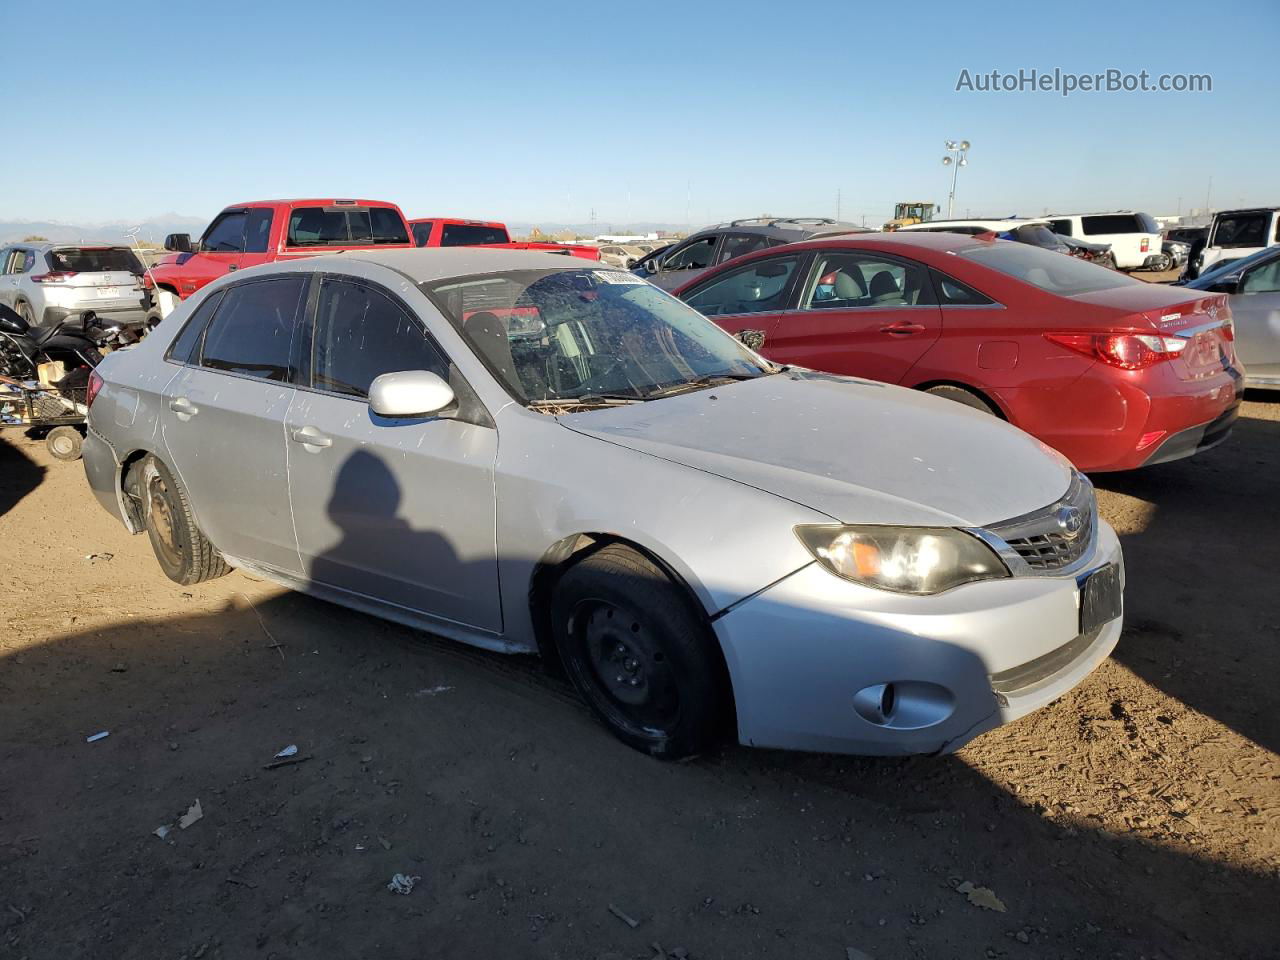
[425,268,773,405]
[958,240,1141,295]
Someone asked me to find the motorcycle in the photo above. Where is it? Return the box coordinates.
[0,304,114,386]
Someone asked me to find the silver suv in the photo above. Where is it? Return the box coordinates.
[0,242,147,330]
[633,217,870,290]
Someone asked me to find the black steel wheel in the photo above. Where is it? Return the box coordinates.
[142,455,230,585]
[551,543,729,758]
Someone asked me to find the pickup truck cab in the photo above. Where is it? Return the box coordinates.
[1194,206,1280,277]
[409,217,600,260]
[146,199,413,319]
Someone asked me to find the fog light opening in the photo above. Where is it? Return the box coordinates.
[880,682,897,720]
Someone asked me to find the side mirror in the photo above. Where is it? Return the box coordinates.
[644,258,659,275]
[368,370,456,419]
[164,233,193,253]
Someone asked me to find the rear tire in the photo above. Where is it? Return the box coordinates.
[923,384,1000,417]
[551,544,728,759]
[45,425,83,461]
[141,455,230,585]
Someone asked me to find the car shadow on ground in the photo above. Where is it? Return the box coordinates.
[3,589,1275,960]
[1092,396,1280,755]
[0,434,46,518]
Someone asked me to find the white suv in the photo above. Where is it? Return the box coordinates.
[0,243,147,329]
[1195,207,1280,276]
[1044,212,1164,271]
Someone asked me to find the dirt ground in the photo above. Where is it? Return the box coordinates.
[2,396,1278,960]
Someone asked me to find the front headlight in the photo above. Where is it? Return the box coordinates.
[794,525,1010,596]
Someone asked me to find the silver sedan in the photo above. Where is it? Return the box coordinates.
[82,250,1124,758]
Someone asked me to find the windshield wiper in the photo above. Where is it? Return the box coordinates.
[528,393,650,408]
[646,372,763,398]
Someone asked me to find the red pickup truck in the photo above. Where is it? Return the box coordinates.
[408,218,600,260]
[145,199,415,320]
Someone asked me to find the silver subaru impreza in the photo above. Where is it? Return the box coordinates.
[82,249,1124,758]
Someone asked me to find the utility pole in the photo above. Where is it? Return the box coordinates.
[1205,175,1212,215]
[836,188,842,221]
[942,140,970,218]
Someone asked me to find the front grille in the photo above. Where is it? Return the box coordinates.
[986,472,1096,574]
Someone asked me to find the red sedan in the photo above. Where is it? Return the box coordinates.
[672,232,1242,471]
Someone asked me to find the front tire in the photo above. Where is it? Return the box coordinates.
[141,455,230,585]
[551,544,728,759]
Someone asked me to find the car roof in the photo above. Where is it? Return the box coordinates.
[690,217,869,241]
[409,217,506,228]
[1043,210,1152,218]
[1212,206,1280,216]
[900,218,1048,230]
[307,247,601,282]
[225,198,403,209]
[779,231,993,256]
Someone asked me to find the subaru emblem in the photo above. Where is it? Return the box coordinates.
[1056,506,1084,539]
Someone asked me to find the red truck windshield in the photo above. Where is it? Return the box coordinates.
[287,207,410,247]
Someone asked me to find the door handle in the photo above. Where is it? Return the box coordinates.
[290,426,332,448]
[168,397,198,418]
[880,320,927,336]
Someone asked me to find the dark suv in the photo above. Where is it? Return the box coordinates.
[633,217,868,290]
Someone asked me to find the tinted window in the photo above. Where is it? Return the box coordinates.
[1047,219,1071,235]
[244,208,274,253]
[202,212,247,252]
[46,247,142,274]
[1213,212,1269,249]
[199,277,307,381]
[286,207,410,246]
[932,271,994,305]
[800,253,935,309]
[716,233,773,265]
[662,236,716,271]
[312,279,449,398]
[440,224,508,246]
[411,222,435,247]
[165,290,226,363]
[959,242,1141,295]
[684,256,801,316]
[1081,214,1142,236]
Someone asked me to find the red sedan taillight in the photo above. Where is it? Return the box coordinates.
[1045,332,1187,370]
[86,370,105,409]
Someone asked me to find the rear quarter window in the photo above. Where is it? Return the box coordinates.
[1081,214,1142,236]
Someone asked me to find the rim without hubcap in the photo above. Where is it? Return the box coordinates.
[148,476,182,568]
[575,599,681,736]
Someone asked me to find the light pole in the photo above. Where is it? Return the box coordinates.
[941,140,970,218]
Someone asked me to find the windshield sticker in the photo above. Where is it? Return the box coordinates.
[593,270,645,285]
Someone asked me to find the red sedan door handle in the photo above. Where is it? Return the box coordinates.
[880,320,927,336]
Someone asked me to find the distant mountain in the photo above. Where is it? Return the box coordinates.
[0,214,208,245]
[507,222,690,238]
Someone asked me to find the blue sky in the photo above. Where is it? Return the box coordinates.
[3,0,1276,228]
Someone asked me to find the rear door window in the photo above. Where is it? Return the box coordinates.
[411,222,435,246]
[1240,256,1280,294]
[311,278,450,397]
[716,233,773,265]
[244,208,274,253]
[202,211,248,252]
[683,255,803,316]
[199,277,308,382]
[1081,214,1142,236]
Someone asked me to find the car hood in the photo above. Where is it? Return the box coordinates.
[558,371,1072,527]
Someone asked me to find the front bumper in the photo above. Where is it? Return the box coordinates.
[712,521,1124,756]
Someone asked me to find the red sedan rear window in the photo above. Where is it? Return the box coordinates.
[958,241,1140,296]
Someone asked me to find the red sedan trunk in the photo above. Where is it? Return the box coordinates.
[672,233,1242,472]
